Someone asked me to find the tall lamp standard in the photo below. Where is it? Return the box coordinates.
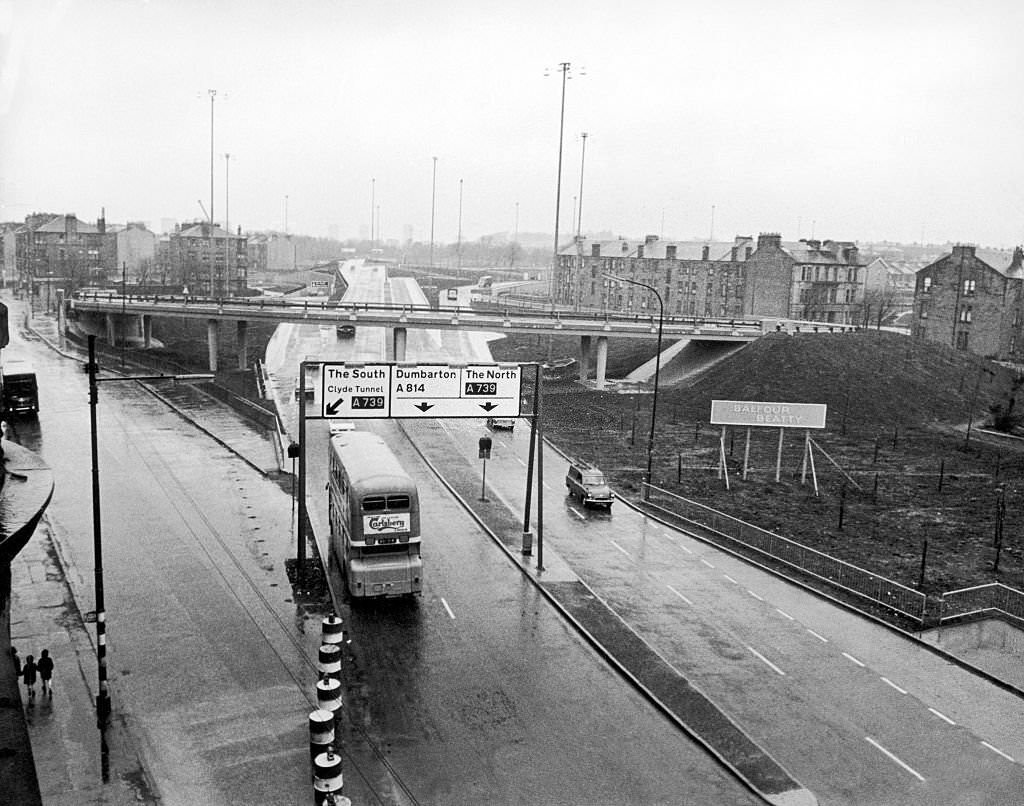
[208,89,217,297]
[547,62,573,303]
[86,335,212,732]
[604,273,663,498]
[429,156,438,268]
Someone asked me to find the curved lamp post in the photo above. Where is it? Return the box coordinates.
[604,273,663,498]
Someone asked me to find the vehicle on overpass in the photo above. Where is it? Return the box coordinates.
[336,323,356,338]
[328,431,422,598]
[486,416,516,432]
[1,359,39,417]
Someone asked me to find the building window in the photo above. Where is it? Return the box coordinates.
[922,276,932,293]
[959,305,972,323]
[956,331,969,350]
[1014,309,1021,327]
[963,278,976,295]
[1012,336,1018,354]
[920,307,928,319]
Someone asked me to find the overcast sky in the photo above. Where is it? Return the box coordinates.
[2,0,1023,249]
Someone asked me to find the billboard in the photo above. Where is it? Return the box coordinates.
[710,400,827,429]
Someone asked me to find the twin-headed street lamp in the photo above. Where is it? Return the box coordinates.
[603,273,663,497]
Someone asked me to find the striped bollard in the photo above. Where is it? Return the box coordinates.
[316,676,343,728]
[314,790,351,806]
[312,746,344,805]
[317,644,342,682]
[321,614,344,646]
[308,709,335,765]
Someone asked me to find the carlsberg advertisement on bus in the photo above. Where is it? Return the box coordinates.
[363,513,411,535]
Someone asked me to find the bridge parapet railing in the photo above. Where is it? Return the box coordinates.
[643,483,928,624]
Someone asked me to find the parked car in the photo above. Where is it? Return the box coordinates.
[565,459,613,509]
[486,416,516,432]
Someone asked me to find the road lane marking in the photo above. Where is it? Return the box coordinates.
[747,646,786,676]
[723,574,738,584]
[842,652,866,667]
[776,608,795,620]
[667,585,693,605]
[880,677,907,694]
[661,532,677,543]
[807,629,829,642]
[981,741,1014,762]
[543,482,552,490]
[928,707,956,725]
[441,598,456,620]
[747,590,764,602]
[514,456,527,467]
[568,506,586,520]
[865,737,925,781]
[678,543,693,554]
[610,540,632,558]
[700,558,715,568]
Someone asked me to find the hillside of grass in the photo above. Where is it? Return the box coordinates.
[492,330,1024,597]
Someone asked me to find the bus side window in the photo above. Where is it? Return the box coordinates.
[363,496,386,511]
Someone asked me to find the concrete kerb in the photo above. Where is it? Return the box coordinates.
[394,421,817,806]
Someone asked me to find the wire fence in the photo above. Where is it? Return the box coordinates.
[643,483,928,624]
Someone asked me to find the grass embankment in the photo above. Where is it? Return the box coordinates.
[491,330,1024,596]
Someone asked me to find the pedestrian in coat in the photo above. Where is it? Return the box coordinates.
[36,649,54,698]
[22,655,37,701]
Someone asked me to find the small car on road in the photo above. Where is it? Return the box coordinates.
[565,459,614,509]
[486,417,516,432]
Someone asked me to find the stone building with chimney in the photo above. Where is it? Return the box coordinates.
[912,244,1024,359]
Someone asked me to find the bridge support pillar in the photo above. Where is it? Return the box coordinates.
[393,327,407,362]
[105,313,116,345]
[236,320,248,370]
[207,319,220,373]
[595,336,609,391]
[142,315,152,349]
[579,336,592,382]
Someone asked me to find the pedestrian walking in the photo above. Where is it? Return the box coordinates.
[22,654,37,701]
[36,649,54,698]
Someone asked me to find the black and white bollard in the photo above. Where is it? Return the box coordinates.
[312,745,344,805]
[317,643,342,682]
[316,676,343,725]
[321,614,344,646]
[308,709,335,765]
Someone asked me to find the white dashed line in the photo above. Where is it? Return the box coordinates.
[842,652,865,667]
[865,737,925,782]
[660,530,676,542]
[776,608,795,620]
[513,455,527,467]
[747,646,786,676]
[747,590,764,602]
[667,585,693,605]
[610,540,632,558]
[807,629,829,643]
[981,741,1014,762]
[678,544,693,554]
[723,574,738,584]
[928,707,956,726]
[880,677,907,694]
[568,506,586,520]
[542,482,553,490]
[700,558,715,568]
[441,598,456,620]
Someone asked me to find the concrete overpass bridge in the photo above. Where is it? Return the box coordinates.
[66,291,847,388]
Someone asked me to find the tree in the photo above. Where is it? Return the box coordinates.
[861,286,899,329]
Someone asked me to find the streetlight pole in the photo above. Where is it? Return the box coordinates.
[457,178,464,272]
[550,62,571,304]
[429,157,438,268]
[576,132,588,242]
[87,335,213,733]
[370,177,375,247]
[208,89,216,297]
[604,274,663,497]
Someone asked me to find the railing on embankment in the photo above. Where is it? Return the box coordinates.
[639,483,1024,630]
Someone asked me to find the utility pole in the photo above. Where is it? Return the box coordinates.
[576,131,588,242]
[457,178,464,271]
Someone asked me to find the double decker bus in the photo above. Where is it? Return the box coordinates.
[327,431,422,598]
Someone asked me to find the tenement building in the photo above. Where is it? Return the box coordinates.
[555,232,864,324]
[912,244,1024,359]
[167,221,249,297]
